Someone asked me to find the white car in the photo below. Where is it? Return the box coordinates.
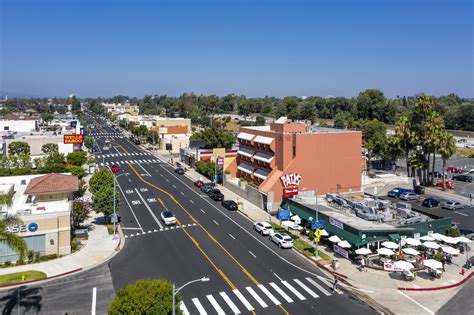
[253,222,273,235]
[468,169,474,174]
[160,211,176,225]
[270,233,294,249]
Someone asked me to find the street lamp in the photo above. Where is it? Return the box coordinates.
[111,172,130,238]
[172,277,210,315]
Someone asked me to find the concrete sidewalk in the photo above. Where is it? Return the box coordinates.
[0,211,120,281]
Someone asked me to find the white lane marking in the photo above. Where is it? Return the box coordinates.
[270,282,293,303]
[233,289,254,311]
[91,287,97,315]
[229,234,236,240]
[173,185,176,189]
[115,178,144,233]
[166,179,169,182]
[273,273,283,281]
[200,209,205,213]
[246,286,268,308]
[248,250,256,258]
[181,191,185,195]
[137,162,151,176]
[160,173,163,177]
[306,277,332,296]
[213,220,219,225]
[179,301,190,315]
[190,200,194,204]
[282,280,306,300]
[258,284,280,305]
[134,188,163,229]
[294,279,318,298]
[455,212,468,216]
[220,292,241,314]
[320,277,343,294]
[206,295,225,315]
[121,227,142,230]
[398,291,434,315]
[191,298,207,315]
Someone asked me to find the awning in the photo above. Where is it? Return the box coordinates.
[253,135,274,145]
[237,147,254,158]
[237,163,254,174]
[254,168,270,180]
[237,132,255,141]
[388,234,400,242]
[253,152,274,163]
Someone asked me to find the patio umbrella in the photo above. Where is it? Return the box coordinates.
[441,246,460,255]
[443,236,459,245]
[394,260,414,271]
[404,238,422,246]
[420,235,435,241]
[423,259,443,269]
[329,235,342,243]
[422,241,440,249]
[402,248,420,256]
[382,241,399,249]
[320,229,329,236]
[355,248,372,255]
[377,248,395,256]
[455,236,472,244]
[430,233,446,241]
[338,240,351,248]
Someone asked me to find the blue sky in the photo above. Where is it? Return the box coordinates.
[1,0,473,98]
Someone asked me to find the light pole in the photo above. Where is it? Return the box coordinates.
[172,277,210,315]
[112,172,130,238]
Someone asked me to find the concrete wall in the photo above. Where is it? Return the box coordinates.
[224,177,265,209]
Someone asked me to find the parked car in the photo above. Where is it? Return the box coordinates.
[465,143,474,149]
[436,181,455,189]
[270,233,294,248]
[399,192,419,201]
[201,183,216,194]
[414,185,425,195]
[459,229,474,240]
[193,180,204,187]
[388,188,410,198]
[447,166,464,174]
[253,222,273,235]
[468,169,474,174]
[111,164,120,172]
[429,171,442,179]
[422,198,440,208]
[175,167,185,175]
[160,211,176,225]
[452,174,472,183]
[209,189,224,201]
[442,200,464,210]
[221,200,238,210]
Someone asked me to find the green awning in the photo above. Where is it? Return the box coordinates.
[388,233,401,242]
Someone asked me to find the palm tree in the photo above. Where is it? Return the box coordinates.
[437,132,457,190]
[424,112,444,185]
[0,195,28,260]
[395,115,415,176]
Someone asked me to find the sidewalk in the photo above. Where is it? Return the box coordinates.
[0,211,121,283]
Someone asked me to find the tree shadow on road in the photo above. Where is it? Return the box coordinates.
[0,285,43,315]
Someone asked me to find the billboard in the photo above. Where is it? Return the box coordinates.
[281,173,302,197]
[64,134,84,144]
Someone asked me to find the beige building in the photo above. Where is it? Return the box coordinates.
[0,173,78,262]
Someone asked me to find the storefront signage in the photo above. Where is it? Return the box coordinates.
[64,134,84,144]
[333,245,349,259]
[28,222,38,232]
[329,217,344,230]
[383,263,404,272]
[6,222,38,233]
[70,121,77,128]
[280,173,302,197]
[217,156,224,166]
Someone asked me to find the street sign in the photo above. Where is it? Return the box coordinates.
[314,235,321,243]
[315,229,322,238]
[217,156,224,166]
[311,220,324,230]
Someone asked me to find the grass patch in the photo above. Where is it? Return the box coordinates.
[106,224,115,235]
[457,148,474,157]
[0,270,47,285]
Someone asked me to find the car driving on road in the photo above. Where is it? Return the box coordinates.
[452,174,472,183]
[160,211,176,225]
[221,200,238,210]
[111,165,120,172]
[270,232,294,248]
[254,222,273,235]
[442,200,464,211]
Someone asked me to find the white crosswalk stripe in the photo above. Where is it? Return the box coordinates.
[306,277,332,296]
[233,289,254,311]
[191,298,207,315]
[269,282,294,303]
[246,286,268,308]
[320,277,343,294]
[294,279,318,298]
[206,295,225,315]
[281,280,306,300]
[219,292,240,314]
[180,301,190,315]
[258,284,280,305]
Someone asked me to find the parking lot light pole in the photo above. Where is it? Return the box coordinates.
[112,172,130,238]
[172,277,210,315]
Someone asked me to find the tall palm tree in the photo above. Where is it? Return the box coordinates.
[0,195,28,260]
[437,132,457,190]
[424,112,444,185]
[395,115,415,176]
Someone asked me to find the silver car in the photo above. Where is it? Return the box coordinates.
[442,201,463,210]
[270,233,294,249]
[254,222,273,235]
[399,192,419,201]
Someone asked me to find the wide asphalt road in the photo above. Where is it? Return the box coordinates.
[89,115,376,314]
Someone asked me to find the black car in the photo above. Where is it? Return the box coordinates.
[452,174,473,182]
[422,198,440,208]
[209,189,224,201]
[222,200,238,210]
[414,185,425,195]
[175,167,185,175]
[201,183,216,193]
[429,171,442,179]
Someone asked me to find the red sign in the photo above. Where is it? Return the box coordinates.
[283,187,299,197]
[217,156,224,166]
[280,173,302,197]
[64,134,84,144]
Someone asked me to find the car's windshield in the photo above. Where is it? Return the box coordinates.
[163,212,174,218]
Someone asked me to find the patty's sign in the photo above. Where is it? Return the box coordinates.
[280,173,302,197]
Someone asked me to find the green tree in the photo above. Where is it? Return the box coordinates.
[40,112,54,125]
[72,200,91,225]
[18,154,31,168]
[437,132,457,190]
[424,112,444,184]
[38,151,66,173]
[108,279,180,315]
[255,116,266,126]
[41,143,58,155]
[67,165,86,179]
[84,136,93,150]
[238,102,251,120]
[190,127,235,149]
[66,151,88,166]
[8,141,30,156]
[333,112,348,129]
[92,186,119,222]
[89,169,114,194]
[0,197,28,260]
[395,115,415,176]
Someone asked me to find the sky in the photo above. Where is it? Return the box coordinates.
[1,0,473,98]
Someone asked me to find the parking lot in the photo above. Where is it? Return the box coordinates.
[432,156,474,197]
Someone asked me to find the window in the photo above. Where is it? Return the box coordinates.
[293,145,296,158]
[3,126,9,131]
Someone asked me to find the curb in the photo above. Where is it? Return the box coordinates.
[0,268,83,289]
[397,271,473,291]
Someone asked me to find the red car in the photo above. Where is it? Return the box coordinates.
[194,180,204,187]
[447,166,464,174]
[111,165,120,172]
[436,181,455,189]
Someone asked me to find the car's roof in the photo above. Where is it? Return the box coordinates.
[258,221,272,226]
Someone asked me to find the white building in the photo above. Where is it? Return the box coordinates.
[0,119,38,133]
[3,132,78,158]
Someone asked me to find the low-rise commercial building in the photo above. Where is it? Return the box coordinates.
[3,132,78,158]
[0,118,38,133]
[0,173,78,263]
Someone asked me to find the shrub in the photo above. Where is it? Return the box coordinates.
[27,250,35,263]
[16,259,25,266]
[3,261,11,267]
[433,252,444,262]
[446,227,461,237]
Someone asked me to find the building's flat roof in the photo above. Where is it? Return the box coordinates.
[243,125,358,135]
